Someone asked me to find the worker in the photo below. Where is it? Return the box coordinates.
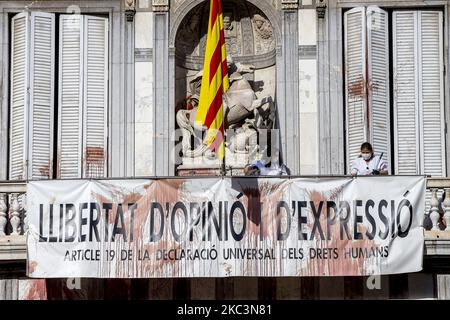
[351,142,388,176]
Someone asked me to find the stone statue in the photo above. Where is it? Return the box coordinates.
[251,13,275,54]
[176,58,275,165]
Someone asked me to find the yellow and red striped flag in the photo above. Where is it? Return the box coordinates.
[195,0,229,160]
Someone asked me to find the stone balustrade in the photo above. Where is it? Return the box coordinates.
[0,182,27,237]
[426,178,450,232]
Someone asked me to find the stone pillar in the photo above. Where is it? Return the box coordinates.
[0,12,6,180]
[437,275,450,299]
[125,1,136,176]
[279,0,300,174]
[135,9,155,176]
[298,8,318,175]
[317,0,345,174]
[153,0,170,176]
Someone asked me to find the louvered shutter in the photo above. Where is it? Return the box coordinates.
[419,11,445,177]
[28,12,55,179]
[9,12,55,181]
[393,11,446,176]
[9,13,29,180]
[393,11,420,175]
[344,7,367,172]
[58,15,83,178]
[367,6,390,171]
[82,16,108,178]
[58,15,108,179]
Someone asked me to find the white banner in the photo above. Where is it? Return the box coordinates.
[26,176,425,278]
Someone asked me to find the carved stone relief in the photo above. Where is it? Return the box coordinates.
[175,0,276,69]
[174,0,278,172]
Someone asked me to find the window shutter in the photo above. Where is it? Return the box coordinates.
[9,13,29,180]
[82,16,108,178]
[419,11,445,177]
[9,12,55,180]
[28,12,55,180]
[393,11,420,175]
[58,15,83,179]
[393,11,446,176]
[367,6,390,171]
[58,15,108,179]
[344,7,367,172]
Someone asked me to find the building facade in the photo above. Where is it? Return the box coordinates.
[0,0,450,299]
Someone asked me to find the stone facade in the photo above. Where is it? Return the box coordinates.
[0,0,450,300]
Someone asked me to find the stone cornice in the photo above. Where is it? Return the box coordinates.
[0,236,26,261]
[152,0,169,12]
[0,233,449,263]
[281,0,299,10]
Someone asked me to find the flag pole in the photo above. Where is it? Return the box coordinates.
[195,0,229,177]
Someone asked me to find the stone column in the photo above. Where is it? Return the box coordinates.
[0,12,7,180]
[110,5,127,177]
[152,0,171,176]
[298,6,318,175]
[135,8,155,176]
[317,0,345,174]
[125,1,136,176]
[279,0,300,174]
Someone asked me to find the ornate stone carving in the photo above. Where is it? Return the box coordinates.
[251,13,275,54]
[174,1,278,171]
[316,0,327,19]
[222,10,241,56]
[175,7,201,56]
[176,1,276,63]
[124,0,136,21]
[281,0,299,10]
[152,0,169,12]
[176,59,275,167]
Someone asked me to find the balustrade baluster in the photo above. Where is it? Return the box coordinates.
[9,194,21,235]
[0,193,7,236]
[430,189,441,231]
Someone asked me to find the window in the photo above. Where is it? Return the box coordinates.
[9,12,109,180]
[344,7,446,176]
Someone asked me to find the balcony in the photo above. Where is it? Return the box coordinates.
[0,178,450,261]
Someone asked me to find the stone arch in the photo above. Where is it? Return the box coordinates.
[169,0,281,48]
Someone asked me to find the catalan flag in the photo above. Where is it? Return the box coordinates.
[195,0,229,161]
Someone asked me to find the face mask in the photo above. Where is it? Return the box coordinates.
[361,153,372,161]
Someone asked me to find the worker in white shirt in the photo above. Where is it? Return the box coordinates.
[351,142,388,176]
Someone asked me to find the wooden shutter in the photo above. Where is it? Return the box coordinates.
[393,11,419,175]
[82,16,108,178]
[9,12,55,180]
[393,11,445,176]
[9,13,29,180]
[58,15,83,178]
[419,11,445,177]
[28,12,55,179]
[58,15,108,179]
[367,6,390,171]
[344,7,367,172]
